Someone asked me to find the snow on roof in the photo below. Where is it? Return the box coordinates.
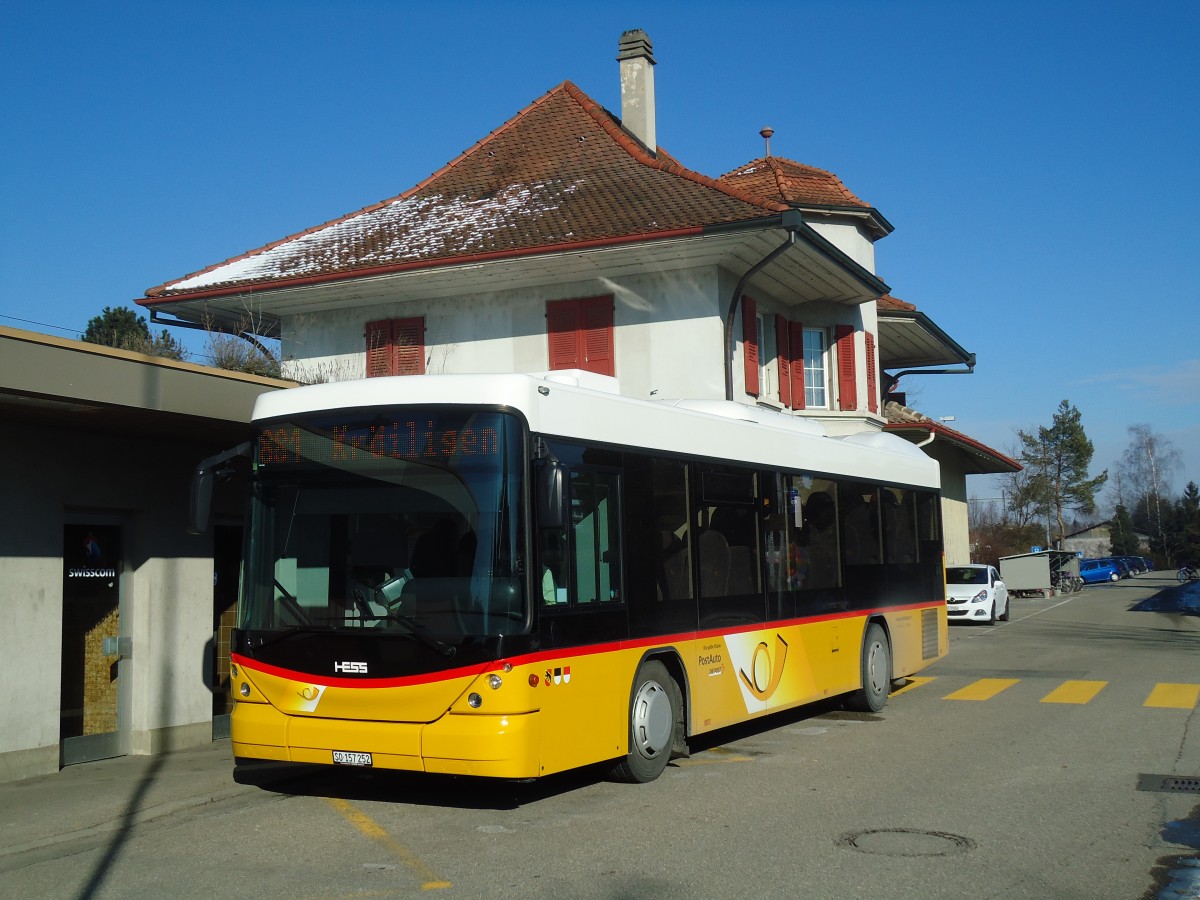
[167,180,582,293]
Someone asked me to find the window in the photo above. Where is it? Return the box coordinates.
[547,296,614,376]
[803,328,828,409]
[365,317,425,377]
[756,313,769,397]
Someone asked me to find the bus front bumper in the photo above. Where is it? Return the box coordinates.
[232,701,542,779]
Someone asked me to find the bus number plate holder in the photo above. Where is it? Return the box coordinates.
[333,750,373,767]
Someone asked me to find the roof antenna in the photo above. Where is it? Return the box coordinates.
[760,126,774,157]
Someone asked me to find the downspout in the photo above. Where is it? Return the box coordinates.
[916,429,937,448]
[724,210,804,401]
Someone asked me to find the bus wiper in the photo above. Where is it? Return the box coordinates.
[251,625,335,652]
[372,610,457,658]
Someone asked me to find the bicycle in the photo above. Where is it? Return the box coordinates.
[1178,565,1200,583]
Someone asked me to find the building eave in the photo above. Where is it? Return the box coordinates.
[885,421,1021,474]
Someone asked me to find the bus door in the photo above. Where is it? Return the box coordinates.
[537,464,626,647]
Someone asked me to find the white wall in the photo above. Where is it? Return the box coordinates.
[0,425,228,780]
[279,265,885,437]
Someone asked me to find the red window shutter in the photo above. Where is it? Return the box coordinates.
[546,299,579,369]
[789,321,806,410]
[836,325,857,411]
[742,295,759,396]
[365,320,393,378]
[864,331,878,414]
[393,317,425,375]
[547,296,614,375]
[579,296,614,376]
[365,317,425,377]
[775,314,791,408]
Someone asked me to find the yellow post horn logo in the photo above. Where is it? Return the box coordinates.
[738,634,789,700]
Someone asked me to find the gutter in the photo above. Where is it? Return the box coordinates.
[138,225,710,306]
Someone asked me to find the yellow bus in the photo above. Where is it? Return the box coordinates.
[193,372,946,783]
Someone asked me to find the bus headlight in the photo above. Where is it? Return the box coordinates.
[239,683,251,698]
[487,674,503,690]
[468,693,483,708]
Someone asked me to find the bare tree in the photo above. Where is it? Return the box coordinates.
[1116,424,1181,559]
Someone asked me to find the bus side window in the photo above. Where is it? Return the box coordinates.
[839,482,881,566]
[569,469,622,604]
[882,488,917,564]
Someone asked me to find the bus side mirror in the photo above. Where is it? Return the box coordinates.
[188,442,252,535]
[188,466,215,535]
[536,460,564,530]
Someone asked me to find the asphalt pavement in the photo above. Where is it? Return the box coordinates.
[0,739,247,866]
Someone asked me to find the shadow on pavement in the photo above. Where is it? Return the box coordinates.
[1130,580,1200,615]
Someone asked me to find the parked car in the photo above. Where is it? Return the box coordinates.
[1141,556,1156,572]
[946,564,1009,624]
[1079,558,1121,584]
[1118,555,1144,575]
[1102,556,1133,578]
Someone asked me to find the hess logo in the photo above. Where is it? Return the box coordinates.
[334,661,368,674]
[738,634,789,700]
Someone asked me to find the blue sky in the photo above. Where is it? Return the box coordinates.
[3,1,1198,507]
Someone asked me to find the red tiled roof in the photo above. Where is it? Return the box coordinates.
[716,156,870,209]
[144,82,787,300]
[877,294,917,312]
[883,401,1021,473]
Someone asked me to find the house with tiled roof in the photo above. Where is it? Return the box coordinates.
[138,29,1014,561]
[140,31,896,435]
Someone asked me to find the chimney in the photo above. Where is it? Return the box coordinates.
[617,29,656,155]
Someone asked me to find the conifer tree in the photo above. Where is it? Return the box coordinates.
[1016,400,1107,545]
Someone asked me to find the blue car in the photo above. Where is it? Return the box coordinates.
[1079,558,1120,584]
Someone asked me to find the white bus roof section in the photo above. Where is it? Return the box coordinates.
[252,373,940,490]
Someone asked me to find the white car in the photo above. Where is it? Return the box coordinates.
[945,564,1009,625]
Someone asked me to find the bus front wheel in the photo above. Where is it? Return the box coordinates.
[611,660,677,783]
[846,623,891,713]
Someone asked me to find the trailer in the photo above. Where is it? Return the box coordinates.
[999,550,1081,597]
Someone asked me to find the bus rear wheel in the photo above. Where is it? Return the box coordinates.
[846,623,891,713]
[611,660,677,783]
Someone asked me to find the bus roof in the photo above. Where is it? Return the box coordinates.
[252,372,940,490]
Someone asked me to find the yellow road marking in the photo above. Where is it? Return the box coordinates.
[1144,683,1200,709]
[325,796,451,890]
[890,676,935,697]
[943,678,1020,701]
[1040,680,1108,704]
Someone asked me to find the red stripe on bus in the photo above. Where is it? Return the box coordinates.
[231,599,942,688]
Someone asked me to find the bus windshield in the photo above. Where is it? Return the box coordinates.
[240,409,528,641]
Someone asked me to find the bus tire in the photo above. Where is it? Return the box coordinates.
[610,660,677,783]
[846,623,891,713]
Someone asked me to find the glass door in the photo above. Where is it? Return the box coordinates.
[61,523,125,765]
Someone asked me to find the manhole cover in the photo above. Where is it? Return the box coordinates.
[837,828,976,857]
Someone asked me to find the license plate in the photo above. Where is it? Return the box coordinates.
[332,750,373,767]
